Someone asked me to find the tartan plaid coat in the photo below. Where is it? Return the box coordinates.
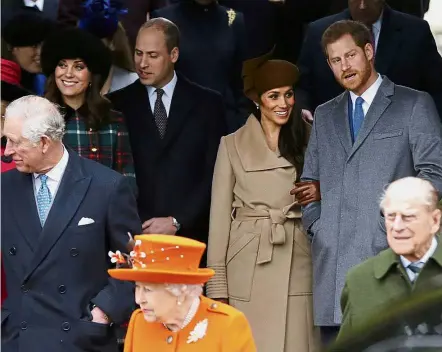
[62,105,135,178]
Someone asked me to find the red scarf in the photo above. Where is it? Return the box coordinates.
[1,58,22,86]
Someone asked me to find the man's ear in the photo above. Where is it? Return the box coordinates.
[170,47,179,64]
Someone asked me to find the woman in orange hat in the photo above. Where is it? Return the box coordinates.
[108,234,256,352]
[206,50,320,351]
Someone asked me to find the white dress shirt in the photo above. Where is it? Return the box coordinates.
[371,12,383,52]
[24,0,44,11]
[349,74,383,116]
[400,237,438,282]
[146,71,178,117]
[33,146,69,212]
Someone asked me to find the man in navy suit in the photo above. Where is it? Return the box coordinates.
[297,0,442,122]
[1,96,142,352]
[108,18,227,264]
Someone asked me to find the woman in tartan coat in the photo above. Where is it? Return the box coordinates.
[40,27,135,177]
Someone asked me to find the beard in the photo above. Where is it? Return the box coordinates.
[338,60,373,94]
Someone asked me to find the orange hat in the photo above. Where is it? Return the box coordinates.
[108,235,215,284]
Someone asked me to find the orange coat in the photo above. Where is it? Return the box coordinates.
[124,296,256,352]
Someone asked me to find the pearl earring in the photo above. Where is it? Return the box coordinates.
[177,301,182,306]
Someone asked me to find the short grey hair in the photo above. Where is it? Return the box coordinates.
[380,177,439,211]
[4,95,65,144]
[164,284,203,298]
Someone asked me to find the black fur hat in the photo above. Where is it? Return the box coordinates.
[2,11,56,47]
[40,27,112,81]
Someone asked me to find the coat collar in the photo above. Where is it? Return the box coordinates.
[234,115,293,172]
[374,236,442,280]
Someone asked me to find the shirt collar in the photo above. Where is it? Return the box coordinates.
[34,145,69,183]
[400,237,438,268]
[372,10,383,35]
[349,74,383,107]
[146,71,178,99]
[24,0,44,11]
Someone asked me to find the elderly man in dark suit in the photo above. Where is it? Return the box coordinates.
[338,177,442,341]
[1,96,142,352]
[297,0,442,122]
[300,19,442,346]
[108,18,226,264]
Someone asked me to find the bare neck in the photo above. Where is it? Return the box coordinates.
[260,116,281,152]
[37,143,64,174]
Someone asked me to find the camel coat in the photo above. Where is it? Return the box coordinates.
[206,115,319,352]
[123,296,256,352]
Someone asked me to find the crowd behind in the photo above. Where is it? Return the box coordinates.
[1,0,442,351]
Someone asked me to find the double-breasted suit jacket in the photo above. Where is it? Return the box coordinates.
[302,77,442,326]
[1,149,142,352]
[207,116,319,352]
[108,75,227,249]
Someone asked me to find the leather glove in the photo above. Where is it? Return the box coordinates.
[290,181,321,206]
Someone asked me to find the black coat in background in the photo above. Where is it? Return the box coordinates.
[296,5,442,119]
[151,0,248,133]
[108,75,227,252]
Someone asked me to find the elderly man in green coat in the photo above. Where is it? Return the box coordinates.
[338,177,442,341]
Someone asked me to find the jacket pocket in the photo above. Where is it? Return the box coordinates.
[373,129,403,140]
[226,233,259,302]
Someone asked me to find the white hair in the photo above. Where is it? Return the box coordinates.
[164,284,203,298]
[380,177,439,211]
[4,95,65,144]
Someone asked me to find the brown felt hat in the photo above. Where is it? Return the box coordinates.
[242,48,300,102]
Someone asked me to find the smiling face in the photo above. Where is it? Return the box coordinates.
[12,44,42,73]
[135,282,180,324]
[384,198,441,262]
[54,58,91,99]
[326,34,375,95]
[259,86,295,126]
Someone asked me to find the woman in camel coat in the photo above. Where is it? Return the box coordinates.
[206,50,320,352]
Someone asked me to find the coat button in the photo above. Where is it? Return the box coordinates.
[210,303,218,309]
[70,248,79,257]
[9,246,17,255]
[166,336,173,344]
[58,285,67,294]
[20,321,27,330]
[61,322,70,331]
[21,285,29,293]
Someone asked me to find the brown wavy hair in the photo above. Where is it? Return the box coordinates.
[45,72,112,130]
[104,22,135,72]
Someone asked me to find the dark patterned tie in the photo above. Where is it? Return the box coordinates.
[154,88,168,138]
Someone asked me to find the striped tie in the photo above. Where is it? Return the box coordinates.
[408,262,424,282]
[36,174,52,226]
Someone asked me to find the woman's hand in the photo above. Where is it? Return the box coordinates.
[290,181,320,206]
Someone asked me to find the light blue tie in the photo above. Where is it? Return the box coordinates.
[352,97,365,141]
[36,174,52,226]
[408,262,424,282]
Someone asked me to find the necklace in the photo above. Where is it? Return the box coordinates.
[163,297,200,331]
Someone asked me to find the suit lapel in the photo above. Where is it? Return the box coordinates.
[161,76,195,149]
[375,6,401,75]
[331,91,352,157]
[24,150,91,281]
[11,172,41,251]
[348,77,394,159]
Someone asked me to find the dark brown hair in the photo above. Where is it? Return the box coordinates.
[321,20,372,58]
[254,103,307,181]
[106,22,135,72]
[45,73,112,130]
[139,18,180,53]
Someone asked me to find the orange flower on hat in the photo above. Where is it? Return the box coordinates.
[108,250,126,264]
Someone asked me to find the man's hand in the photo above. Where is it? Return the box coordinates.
[91,306,109,325]
[301,109,314,124]
[142,217,177,235]
[290,181,320,206]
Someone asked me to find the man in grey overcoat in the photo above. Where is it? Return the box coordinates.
[300,19,442,345]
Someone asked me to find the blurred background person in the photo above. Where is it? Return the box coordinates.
[151,0,248,133]
[338,177,442,340]
[296,0,442,123]
[108,234,257,351]
[76,0,139,94]
[1,0,60,23]
[41,27,135,177]
[206,50,320,351]
[2,10,55,95]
